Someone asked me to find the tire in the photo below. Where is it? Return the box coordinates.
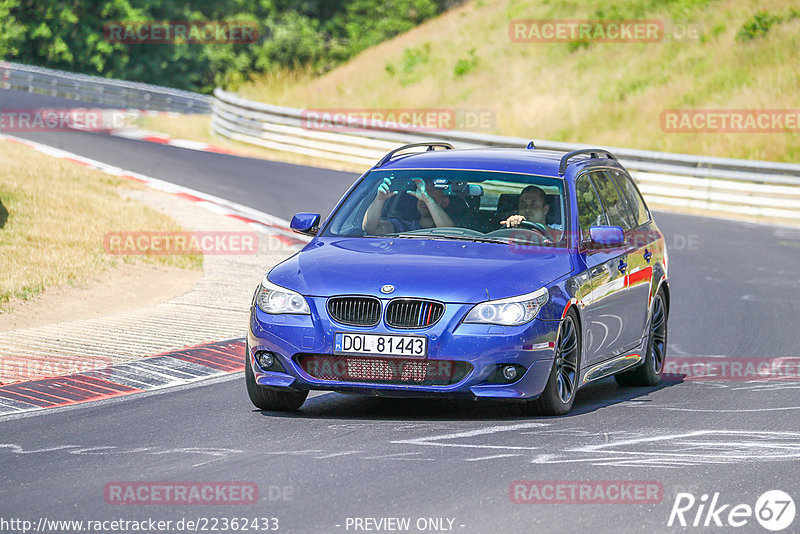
[523,309,581,416]
[245,348,308,411]
[615,289,668,387]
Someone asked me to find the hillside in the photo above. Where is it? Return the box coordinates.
[0,0,457,93]
[239,0,800,162]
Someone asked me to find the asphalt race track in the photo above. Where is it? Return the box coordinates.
[2,89,800,533]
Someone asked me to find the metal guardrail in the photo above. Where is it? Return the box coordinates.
[0,61,211,114]
[211,88,800,221]
[1,62,797,221]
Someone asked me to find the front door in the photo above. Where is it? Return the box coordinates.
[575,172,637,366]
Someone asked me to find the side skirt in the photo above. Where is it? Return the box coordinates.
[580,352,643,385]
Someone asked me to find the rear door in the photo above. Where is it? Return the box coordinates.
[608,169,657,343]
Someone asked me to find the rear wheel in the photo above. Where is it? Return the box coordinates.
[615,289,668,387]
[523,309,581,416]
[245,348,308,411]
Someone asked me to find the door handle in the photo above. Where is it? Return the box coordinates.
[618,260,627,273]
[643,249,652,263]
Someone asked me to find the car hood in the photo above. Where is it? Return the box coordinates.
[268,237,573,304]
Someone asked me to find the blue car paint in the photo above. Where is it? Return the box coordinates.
[248,147,668,401]
[267,238,574,304]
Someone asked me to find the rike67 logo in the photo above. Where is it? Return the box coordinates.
[668,490,795,531]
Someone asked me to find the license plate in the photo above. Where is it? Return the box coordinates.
[334,333,427,357]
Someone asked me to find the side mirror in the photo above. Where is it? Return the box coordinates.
[588,225,625,247]
[290,212,321,236]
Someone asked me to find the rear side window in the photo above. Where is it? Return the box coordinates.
[610,170,650,227]
[575,174,607,239]
[589,170,634,230]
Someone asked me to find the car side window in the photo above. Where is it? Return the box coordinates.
[575,174,607,240]
[589,170,634,230]
[610,170,650,227]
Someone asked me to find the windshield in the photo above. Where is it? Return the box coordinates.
[321,169,568,247]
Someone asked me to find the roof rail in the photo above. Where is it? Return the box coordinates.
[526,141,536,149]
[558,148,617,175]
[375,142,454,168]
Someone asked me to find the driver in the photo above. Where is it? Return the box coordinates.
[363,177,454,235]
[500,185,562,230]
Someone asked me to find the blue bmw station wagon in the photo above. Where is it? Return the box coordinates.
[246,143,669,415]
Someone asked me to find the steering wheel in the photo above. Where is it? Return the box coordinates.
[517,220,554,244]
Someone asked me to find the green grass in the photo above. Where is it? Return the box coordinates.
[238,0,800,163]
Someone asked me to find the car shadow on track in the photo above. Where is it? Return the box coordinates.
[256,376,685,421]
[565,376,685,416]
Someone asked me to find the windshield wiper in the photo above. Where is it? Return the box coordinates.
[394,233,511,244]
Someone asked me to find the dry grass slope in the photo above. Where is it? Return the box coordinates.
[0,141,201,310]
[240,0,800,163]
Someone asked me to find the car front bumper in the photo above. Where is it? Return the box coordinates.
[247,298,559,401]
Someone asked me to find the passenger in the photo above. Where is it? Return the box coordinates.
[363,178,454,235]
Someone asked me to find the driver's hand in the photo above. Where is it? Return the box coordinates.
[501,215,526,227]
[376,177,397,202]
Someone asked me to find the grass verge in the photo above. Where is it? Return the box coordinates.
[0,140,201,311]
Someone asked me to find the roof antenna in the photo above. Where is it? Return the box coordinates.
[526,141,536,149]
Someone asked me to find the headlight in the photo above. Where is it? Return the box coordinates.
[255,276,310,315]
[464,287,548,326]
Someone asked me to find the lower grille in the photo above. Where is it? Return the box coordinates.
[386,299,445,329]
[296,354,471,386]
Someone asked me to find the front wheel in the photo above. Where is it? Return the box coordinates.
[245,349,308,411]
[523,309,581,416]
[615,289,668,387]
